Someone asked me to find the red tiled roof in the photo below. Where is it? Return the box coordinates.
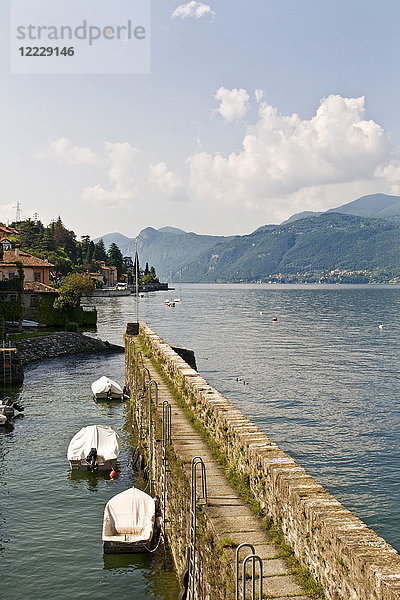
[1,249,54,268]
[23,282,57,293]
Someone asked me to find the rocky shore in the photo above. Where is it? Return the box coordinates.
[14,332,124,367]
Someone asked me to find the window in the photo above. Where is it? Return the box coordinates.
[34,272,41,282]
[30,295,39,307]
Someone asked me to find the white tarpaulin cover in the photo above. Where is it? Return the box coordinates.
[103,487,155,539]
[91,376,123,396]
[67,425,121,461]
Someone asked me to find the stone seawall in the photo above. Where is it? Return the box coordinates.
[14,332,123,366]
[136,323,400,600]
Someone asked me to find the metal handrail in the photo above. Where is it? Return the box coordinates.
[188,456,207,600]
[236,543,255,600]
[161,400,172,538]
[242,554,263,600]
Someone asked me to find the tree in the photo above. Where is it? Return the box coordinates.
[107,243,124,279]
[93,239,107,262]
[54,273,94,310]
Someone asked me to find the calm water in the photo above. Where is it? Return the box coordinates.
[0,352,179,600]
[3,284,400,600]
[88,284,400,551]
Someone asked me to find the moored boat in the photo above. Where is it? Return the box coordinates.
[67,424,121,471]
[102,486,162,553]
[91,376,125,400]
[0,397,24,427]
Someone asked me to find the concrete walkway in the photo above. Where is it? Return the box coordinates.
[143,356,314,600]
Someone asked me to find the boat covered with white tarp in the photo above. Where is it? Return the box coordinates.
[67,425,120,471]
[102,486,161,553]
[91,376,125,400]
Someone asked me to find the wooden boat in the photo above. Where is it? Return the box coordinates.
[67,425,120,471]
[91,376,125,400]
[102,486,161,553]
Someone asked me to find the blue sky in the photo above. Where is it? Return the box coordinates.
[2,0,400,239]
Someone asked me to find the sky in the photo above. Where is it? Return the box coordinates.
[2,0,400,239]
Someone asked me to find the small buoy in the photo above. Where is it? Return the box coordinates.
[110,469,117,479]
[260,311,263,315]
[272,317,278,322]
[379,323,384,330]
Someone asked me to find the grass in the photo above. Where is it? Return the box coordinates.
[8,330,55,340]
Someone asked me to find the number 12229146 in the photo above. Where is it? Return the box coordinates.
[18,47,75,57]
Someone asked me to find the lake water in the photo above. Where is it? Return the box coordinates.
[2,283,400,600]
[89,283,400,552]
[0,352,179,600]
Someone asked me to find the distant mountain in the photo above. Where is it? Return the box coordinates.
[283,194,400,224]
[281,211,322,224]
[326,193,400,222]
[96,232,133,253]
[157,226,186,235]
[94,227,227,279]
[178,213,400,282]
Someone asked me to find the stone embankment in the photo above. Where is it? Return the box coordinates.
[14,332,123,366]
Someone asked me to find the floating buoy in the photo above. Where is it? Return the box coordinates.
[272,317,278,322]
[379,323,384,330]
[110,469,117,479]
[260,311,263,315]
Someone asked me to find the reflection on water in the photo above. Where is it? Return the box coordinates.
[0,352,179,600]
[87,284,400,551]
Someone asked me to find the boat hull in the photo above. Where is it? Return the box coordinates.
[69,458,117,471]
[93,393,124,401]
[103,538,152,554]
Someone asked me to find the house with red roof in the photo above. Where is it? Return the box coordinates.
[0,246,53,285]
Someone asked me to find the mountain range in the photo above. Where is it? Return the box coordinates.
[95,193,400,282]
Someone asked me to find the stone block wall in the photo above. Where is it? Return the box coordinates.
[137,322,400,600]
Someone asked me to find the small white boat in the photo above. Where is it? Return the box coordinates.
[91,376,125,400]
[164,299,175,307]
[67,425,121,471]
[102,486,161,553]
[174,298,181,303]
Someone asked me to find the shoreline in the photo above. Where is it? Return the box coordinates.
[13,331,124,367]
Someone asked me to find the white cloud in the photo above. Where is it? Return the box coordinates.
[82,142,139,208]
[172,1,215,20]
[376,161,400,194]
[188,93,391,219]
[255,89,264,103]
[215,87,250,122]
[148,162,186,201]
[40,137,100,166]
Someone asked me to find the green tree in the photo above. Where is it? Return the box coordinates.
[107,243,124,279]
[93,239,107,262]
[85,240,95,265]
[54,273,94,310]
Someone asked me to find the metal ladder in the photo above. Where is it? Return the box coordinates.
[161,400,172,538]
[236,543,263,600]
[2,342,12,385]
[188,456,207,600]
[148,379,159,486]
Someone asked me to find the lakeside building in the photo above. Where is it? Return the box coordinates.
[0,246,53,285]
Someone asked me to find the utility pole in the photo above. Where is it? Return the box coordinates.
[13,202,22,223]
